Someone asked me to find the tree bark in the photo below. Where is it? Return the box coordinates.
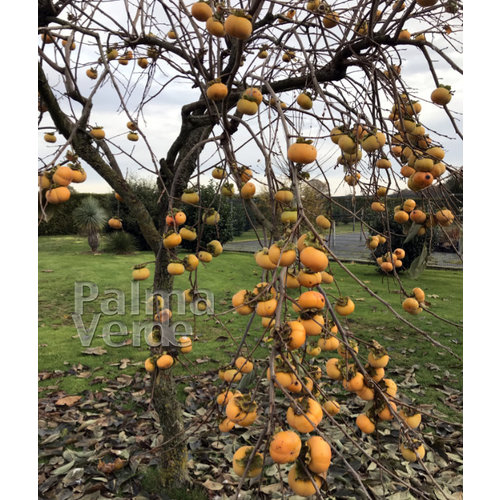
[149,121,214,487]
[88,229,99,253]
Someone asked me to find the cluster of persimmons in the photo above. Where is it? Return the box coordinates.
[136,173,429,495]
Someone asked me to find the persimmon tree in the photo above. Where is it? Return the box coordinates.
[38,0,462,495]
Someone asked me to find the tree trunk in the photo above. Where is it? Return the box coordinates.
[153,370,189,487]
[88,229,99,253]
[150,211,188,487]
[148,123,214,487]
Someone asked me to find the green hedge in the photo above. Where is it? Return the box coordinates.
[38,180,251,250]
[38,192,113,236]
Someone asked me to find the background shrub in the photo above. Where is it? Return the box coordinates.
[103,231,138,254]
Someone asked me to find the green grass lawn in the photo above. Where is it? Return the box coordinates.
[39,235,462,419]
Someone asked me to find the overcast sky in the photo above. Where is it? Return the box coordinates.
[38,2,463,196]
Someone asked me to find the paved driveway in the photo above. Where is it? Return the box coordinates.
[224,232,463,269]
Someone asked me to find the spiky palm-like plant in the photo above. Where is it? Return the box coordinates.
[72,197,108,253]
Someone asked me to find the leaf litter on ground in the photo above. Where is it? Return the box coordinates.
[39,364,462,499]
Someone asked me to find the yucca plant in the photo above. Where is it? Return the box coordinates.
[72,196,108,253]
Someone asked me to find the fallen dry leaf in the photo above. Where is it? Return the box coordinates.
[81,347,107,356]
[55,395,82,407]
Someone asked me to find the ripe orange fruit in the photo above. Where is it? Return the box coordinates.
[394,210,410,223]
[287,139,317,164]
[288,463,322,497]
[305,436,331,473]
[269,430,302,464]
[226,394,258,426]
[235,356,254,373]
[402,297,421,314]
[325,358,342,380]
[216,390,234,406]
[431,86,452,106]
[334,297,355,316]
[316,214,331,229]
[343,372,364,392]
[191,1,212,22]
[435,209,454,226]
[400,441,425,462]
[232,446,263,477]
[225,13,253,40]
[412,287,425,303]
[178,336,193,353]
[145,357,156,372]
[132,266,150,281]
[286,397,323,433]
[323,399,340,415]
[410,209,427,224]
[356,385,375,401]
[206,82,228,101]
[377,401,397,421]
[318,336,339,351]
[206,16,225,37]
[297,270,322,288]
[156,354,174,369]
[299,314,325,336]
[368,351,389,368]
[400,409,422,428]
[356,414,375,433]
[297,92,313,110]
[284,321,306,350]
